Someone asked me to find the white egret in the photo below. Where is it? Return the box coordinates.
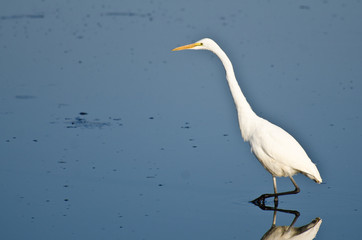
[172,38,322,203]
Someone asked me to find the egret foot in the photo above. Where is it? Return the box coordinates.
[250,193,276,207]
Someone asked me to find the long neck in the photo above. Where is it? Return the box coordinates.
[211,46,258,141]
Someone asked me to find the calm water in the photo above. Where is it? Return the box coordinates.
[1,0,362,239]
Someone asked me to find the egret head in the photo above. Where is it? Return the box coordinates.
[172,38,217,52]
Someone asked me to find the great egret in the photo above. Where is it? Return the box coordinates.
[172,38,322,203]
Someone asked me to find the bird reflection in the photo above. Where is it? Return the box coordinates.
[253,202,322,240]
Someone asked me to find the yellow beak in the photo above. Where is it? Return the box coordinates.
[172,42,202,51]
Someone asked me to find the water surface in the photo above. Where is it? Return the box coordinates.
[1,0,362,239]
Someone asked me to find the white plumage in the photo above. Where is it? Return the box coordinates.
[173,38,322,201]
[249,117,321,183]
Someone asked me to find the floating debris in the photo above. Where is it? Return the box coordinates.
[56,112,124,129]
[299,5,311,10]
[146,175,157,179]
[181,122,191,129]
[101,12,153,21]
[65,116,111,129]
[15,95,36,100]
[0,14,44,20]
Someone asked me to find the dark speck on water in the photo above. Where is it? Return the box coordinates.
[0,14,44,20]
[299,5,311,10]
[15,95,36,100]
[103,12,136,17]
[101,12,153,21]
[65,115,111,129]
[181,122,191,129]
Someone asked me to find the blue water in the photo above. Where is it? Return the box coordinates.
[1,0,362,239]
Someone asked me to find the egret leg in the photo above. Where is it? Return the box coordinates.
[289,176,300,193]
[251,176,300,205]
[272,176,300,197]
[273,177,278,204]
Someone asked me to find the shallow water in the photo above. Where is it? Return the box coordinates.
[1,0,362,239]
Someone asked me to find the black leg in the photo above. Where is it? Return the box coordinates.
[251,176,300,205]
